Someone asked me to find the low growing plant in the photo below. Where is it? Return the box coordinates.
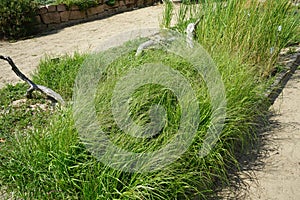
[0,0,39,39]
[55,0,100,10]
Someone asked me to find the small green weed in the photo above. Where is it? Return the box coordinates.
[0,83,52,141]
[55,0,99,10]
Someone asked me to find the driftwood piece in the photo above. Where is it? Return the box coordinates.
[135,34,176,56]
[135,19,201,56]
[186,19,201,48]
[135,40,156,56]
[0,55,65,105]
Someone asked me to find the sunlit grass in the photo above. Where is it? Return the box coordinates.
[0,42,270,199]
[165,0,299,76]
[0,0,299,199]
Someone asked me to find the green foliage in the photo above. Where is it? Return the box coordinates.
[55,0,99,10]
[105,0,116,6]
[0,83,52,140]
[0,39,271,198]
[165,0,300,76]
[0,0,101,39]
[161,0,174,28]
[35,0,56,5]
[0,0,38,39]
[32,53,86,101]
[0,0,298,199]
[36,0,100,9]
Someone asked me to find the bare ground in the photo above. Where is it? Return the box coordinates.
[1,4,300,200]
[0,5,163,89]
[241,69,300,200]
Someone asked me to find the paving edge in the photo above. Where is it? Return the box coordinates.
[266,50,300,105]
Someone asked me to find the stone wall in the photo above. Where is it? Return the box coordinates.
[32,0,159,34]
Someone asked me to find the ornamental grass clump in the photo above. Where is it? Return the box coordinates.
[0,0,299,199]
[170,0,299,76]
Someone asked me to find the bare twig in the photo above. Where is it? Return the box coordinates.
[0,55,65,105]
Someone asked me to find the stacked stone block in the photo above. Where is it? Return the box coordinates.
[32,0,159,34]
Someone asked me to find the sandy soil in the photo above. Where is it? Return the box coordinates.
[0,5,164,89]
[1,3,300,200]
[241,69,300,200]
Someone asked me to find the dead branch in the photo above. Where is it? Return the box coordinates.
[186,19,201,48]
[0,55,65,105]
[135,19,201,56]
[135,40,157,56]
[135,34,176,56]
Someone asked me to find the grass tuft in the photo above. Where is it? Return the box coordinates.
[0,0,299,199]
